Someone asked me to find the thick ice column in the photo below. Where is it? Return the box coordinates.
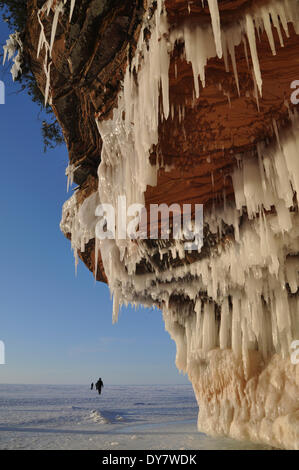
[163,305,299,450]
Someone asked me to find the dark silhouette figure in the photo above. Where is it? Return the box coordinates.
[95,378,104,395]
[90,382,94,390]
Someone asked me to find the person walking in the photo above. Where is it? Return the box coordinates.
[95,378,104,395]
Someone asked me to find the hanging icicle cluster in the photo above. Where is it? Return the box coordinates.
[37,0,76,105]
[59,0,299,324]
[2,31,23,81]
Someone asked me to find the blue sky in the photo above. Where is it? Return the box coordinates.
[0,20,188,385]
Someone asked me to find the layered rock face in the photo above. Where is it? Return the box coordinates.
[22,0,299,448]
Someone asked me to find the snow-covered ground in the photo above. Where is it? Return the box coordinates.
[0,384,270,450]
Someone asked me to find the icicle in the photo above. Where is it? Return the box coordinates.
[272,118,281,149]
[275,1,289,38]
[242,36,249,68]
[219,297,231,349]
[269,7,284,47]
[44,61,52,105]
[261,8,276,55]
[245,14,262,96]
[232,296,242,357]
[46,0,54,16]
[37,28,44,59]
[49,2,64,56]
[69,0,76,22]
[252,69,260,112]
[112,289,120,324]
[207,0,222,59]
[224,91,231,107]
[285,257,298,294]
[228,35,240,96]
[202,303,217,352]
[65,164,79,192]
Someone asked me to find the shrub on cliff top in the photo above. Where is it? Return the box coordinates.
[0,0,64,151]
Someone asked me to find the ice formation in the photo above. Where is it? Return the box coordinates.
[65,163,79,192]
[90,0,299,315]
[57,0,299,448]
[60,191,100,273]
[3,32,23,81]
[37,0,76,104]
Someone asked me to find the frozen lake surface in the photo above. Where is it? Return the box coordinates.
[0,384,271,450]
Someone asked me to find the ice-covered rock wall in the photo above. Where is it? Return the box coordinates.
[28,0,299,448]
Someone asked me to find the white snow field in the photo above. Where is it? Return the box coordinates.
[0,384,271,450]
